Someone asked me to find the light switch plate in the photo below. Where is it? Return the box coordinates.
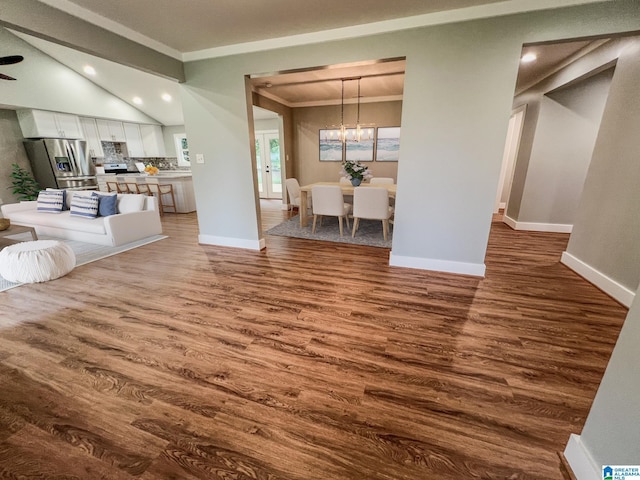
[196,153,205,164]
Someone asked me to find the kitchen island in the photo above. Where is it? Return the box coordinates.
[97,171,196,213]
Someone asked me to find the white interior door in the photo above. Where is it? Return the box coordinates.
[495,105,526,214]
[255,130,282,199]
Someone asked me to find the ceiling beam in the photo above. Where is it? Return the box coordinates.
[0,0,185,82]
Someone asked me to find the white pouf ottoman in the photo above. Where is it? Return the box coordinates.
[0,240,76,283]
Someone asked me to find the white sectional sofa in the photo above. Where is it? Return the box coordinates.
[1,192,162,247]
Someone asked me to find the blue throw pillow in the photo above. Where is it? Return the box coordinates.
[94,192,118,217]
[70,193,99,218]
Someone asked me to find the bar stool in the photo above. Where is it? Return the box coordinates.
[107,181,127,193]
[135,182,152,196]
[125,182,140,194]
[146,178,177,215]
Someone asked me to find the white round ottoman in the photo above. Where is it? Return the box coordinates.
[0,240,76,283]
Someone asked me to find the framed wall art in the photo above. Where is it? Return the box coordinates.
[345,128,374,162]
[375,127,400,162]
[319,129,343,161]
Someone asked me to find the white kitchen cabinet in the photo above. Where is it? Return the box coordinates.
[140,124,166,157]
[79,117,104,158]
[17,109,84,139]
[123,122,145,157]
[96,119,126,142]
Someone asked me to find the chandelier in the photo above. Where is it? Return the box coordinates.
[328,77,374,143]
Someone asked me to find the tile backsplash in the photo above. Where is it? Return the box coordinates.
[96,141,188,171]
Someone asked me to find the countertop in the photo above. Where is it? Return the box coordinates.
[98,171,192,180]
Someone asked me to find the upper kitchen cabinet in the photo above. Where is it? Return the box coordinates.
[96,119,126,142]
[79,117,104,158]
[140,124,166,157]
[123,123,145,157]
[17,109,84,139]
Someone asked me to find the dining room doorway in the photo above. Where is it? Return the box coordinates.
[255,129,283,199]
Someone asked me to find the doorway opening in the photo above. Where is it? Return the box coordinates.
[255,129,282,199]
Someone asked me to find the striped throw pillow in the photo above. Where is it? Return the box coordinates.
[69,192,99,218]
[36,190,64,213]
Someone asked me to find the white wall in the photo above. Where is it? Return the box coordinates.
[515,68,613,227]
[563,39,640,302]
[161,125,186,157]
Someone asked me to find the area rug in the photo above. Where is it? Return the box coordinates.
[266,215,392,248]
[0,234,167,293]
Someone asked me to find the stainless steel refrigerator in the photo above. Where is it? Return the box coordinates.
[23,138,98,190]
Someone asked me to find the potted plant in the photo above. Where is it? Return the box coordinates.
[340,160,372,186]
[9,163,41,201]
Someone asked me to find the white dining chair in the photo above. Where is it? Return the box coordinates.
[311,185,351,236]
[285,178,311,212]
[370,177,394,185]
[339,177,351,184]
[351,187,394,241]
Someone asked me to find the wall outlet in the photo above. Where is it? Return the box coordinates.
[196,154,205,164]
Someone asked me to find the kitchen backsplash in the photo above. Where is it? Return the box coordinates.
[100,141,128,160]
[129,157,188,171]
[95,141,188,171]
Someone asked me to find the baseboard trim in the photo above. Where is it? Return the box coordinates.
[389,253,486,277]
[502,215,572,233]
[503,215,517,230]
[561,251,635,308]
[199,234,264,251]
[558,451,578,480]
[563,434,599,480]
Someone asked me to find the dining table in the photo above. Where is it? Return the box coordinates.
[298,181,397,227]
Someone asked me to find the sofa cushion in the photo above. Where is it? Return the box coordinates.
[37,190,64,213]
[8,210,107,234]
[70,193,99,218]
[94,192,118,217]
[117,194,146,214]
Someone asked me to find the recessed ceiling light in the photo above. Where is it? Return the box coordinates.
[521,52,537,63]
[161,93,172,102]
[132,96,143,105]
[83,65,96,75]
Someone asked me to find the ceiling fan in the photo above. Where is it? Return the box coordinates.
[0,55,24,80]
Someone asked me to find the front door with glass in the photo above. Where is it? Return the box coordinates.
[255,131,282,199]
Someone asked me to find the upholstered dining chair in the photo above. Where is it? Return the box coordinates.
[285,178,311,212]
[370,177,394,185]
[351,186,394,241]
[311,185,351,236]
[338,176,355,203]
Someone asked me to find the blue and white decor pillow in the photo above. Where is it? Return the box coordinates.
[36,189,65,213]
[69,192,99,218]
[45,188,68,210]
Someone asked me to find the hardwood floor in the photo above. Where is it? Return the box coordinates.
[0,203,628,479]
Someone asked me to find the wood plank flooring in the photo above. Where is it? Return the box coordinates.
[0,202,628,479]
